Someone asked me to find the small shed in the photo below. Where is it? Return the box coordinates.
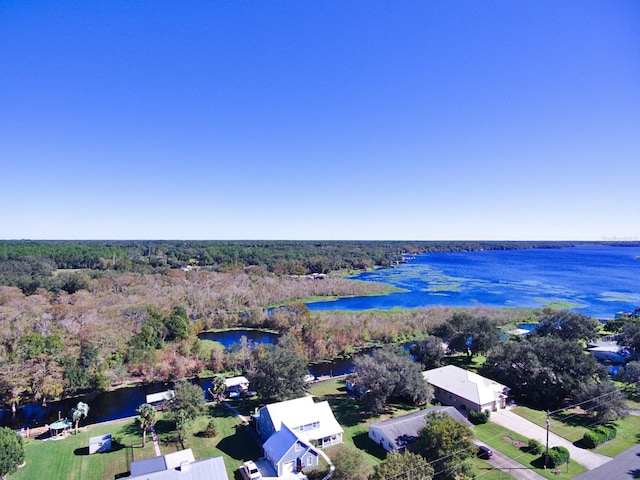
[89,433,112,454]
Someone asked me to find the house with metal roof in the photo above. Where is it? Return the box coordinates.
[367,406,472,452]
[128,449,228,480]
[262,424,319,476]
[423,365,509,413]
[254,396,343,449]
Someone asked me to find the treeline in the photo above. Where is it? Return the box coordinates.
[0,240,587,295]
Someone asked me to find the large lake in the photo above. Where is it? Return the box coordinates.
[307,245,640,319]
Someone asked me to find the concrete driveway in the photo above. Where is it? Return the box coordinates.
[490,409,611,470]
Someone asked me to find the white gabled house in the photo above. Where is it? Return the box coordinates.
[254,396,343,449]
[423,365,509,413]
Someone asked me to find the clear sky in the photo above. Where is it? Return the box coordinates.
[1,1,639,241]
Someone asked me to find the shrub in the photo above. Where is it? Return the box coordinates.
[545,446,570,467]
[527,438,542,455]
[202,419,218,438]
[582,424,617,449]
[468,409,491,425]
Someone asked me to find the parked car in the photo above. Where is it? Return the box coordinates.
[241,460,262,480]
[478,445,493,459]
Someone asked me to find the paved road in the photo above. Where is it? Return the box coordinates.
[573,443,640,480]
[490,409,611,470]
[475,440,546,480]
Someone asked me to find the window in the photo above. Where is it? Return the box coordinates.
[299,426,304,432]
[312,421,319,429]
[307,456,313,466]
[295,443,301,452]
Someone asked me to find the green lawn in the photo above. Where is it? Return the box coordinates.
[511,405,640,457]
[10,418,154,480]
[474,422,586,480]
[308,379,520,479]
[9,403,262,480]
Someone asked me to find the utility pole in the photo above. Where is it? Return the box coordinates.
[544,411,550,468]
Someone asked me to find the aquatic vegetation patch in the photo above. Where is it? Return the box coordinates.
[599,291,640,303]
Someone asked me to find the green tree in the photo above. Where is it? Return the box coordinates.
[249,337,309,402]
[575,380,628,423]
[532,310,600,342]
[169,380,205,421]
[435,312,499,360]
[165,305,190,341]
[136,403,157,448]
[482,336,604,408]
[617,361,640,393]
[0,427,25,480]
[349,347,432,414]
[416,412,474,480]
[410,335,445,370]
[331,445,371,480]
[369,451,433,480]
[70,401,89,434]
[209,375,226,402]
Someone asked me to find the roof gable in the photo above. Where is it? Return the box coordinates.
[260,396,344,441]
[423,365,508,406]
[263,424,316,463]
[368,406,472,450]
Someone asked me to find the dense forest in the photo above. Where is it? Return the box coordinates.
[0,240,590,295]
[1,240,632,410]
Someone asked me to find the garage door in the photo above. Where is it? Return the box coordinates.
[283,461,295,473]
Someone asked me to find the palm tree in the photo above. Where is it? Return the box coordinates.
[209,375,226,402]
[136,403,157,448]
[70,402,89,434]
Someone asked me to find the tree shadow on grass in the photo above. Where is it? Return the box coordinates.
[324,394,372,428]
[352,432,387,461]
[216,425,262,461]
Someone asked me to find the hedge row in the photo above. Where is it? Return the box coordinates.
[582,424,617,449]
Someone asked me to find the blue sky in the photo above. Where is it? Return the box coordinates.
[1,1,639,241]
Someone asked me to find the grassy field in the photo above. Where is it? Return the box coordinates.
[9,403,262,480]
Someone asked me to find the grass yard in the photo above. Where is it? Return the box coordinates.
[10,418,155,480]
[512,405,640,457]
[9,402,263,480]
[443,353,487,374]
[474,423,587,480]
[308,379,523,479]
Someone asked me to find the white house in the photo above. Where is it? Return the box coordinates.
[423,365,509,412]
[254,396,343,449]
[129,449,228,480]
[368,406,473,452]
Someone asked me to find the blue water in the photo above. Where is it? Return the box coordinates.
[307,245,640,319]
[198,329,278,348]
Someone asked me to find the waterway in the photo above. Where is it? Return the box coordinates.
[307,245,640,319]
[4,245,637,429]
